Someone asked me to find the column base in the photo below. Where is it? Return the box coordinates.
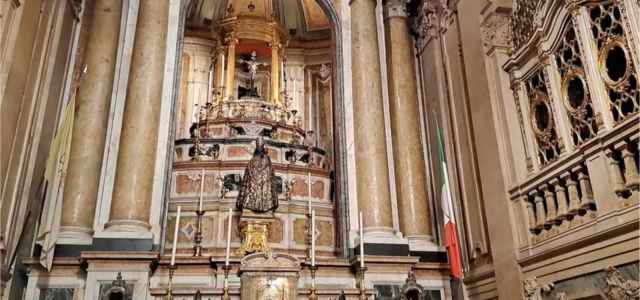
[102,219,153,239]
[407,235,441,252]
[355,227,409,256]
[362,226,407,244]
[57,226,93,245]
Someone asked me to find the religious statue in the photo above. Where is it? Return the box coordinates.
[236,137,278,213]
[237,51,266,97]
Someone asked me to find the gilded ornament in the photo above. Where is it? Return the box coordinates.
[237,221,272,256]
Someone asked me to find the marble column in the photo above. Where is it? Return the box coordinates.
[383,0,433,248]
[351,0,395,239]
[223,37,237,100]
[59,0,122,243]
[106,0,169,233]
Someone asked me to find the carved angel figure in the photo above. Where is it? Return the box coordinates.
[236,137,278,213]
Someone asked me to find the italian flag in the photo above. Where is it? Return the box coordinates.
[437,125,464,280]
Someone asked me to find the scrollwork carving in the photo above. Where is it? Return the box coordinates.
[555,21,598,145]
[604,266,640,300]
[412,0,439,49]
[510,0,542,51]
[588,2,639,123]
[480,12,512,50]
[523,277,554,300]
[526,69,563,165]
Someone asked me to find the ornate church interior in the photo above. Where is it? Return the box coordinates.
[0,0,638,299]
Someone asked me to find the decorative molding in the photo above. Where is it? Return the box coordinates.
[523,277,554,300]
[604,266,640,300]
[510,0,542,50]
[383,0,408,19]
[480,12,512,50]
[412,0,439,49]
[400,270,424,300]
[67,0,82,20]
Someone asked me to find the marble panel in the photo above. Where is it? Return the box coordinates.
[293,218,308,245]
[269,217,284,243]
[317,220,334,247]
[165,214,215,247]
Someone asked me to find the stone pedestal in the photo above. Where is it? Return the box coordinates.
[239,253,300,300]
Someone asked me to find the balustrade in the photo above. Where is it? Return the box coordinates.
[522,164,596,240]
[606,137,640,206]
[518,129,638,244]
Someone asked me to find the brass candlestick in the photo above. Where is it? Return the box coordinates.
[167,265,177,300]
[222,264,232,300]
[193,209,204,256]
[309,265,318,300]
[356,266,368,300]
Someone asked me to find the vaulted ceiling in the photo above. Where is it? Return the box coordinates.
[185,0,331,40]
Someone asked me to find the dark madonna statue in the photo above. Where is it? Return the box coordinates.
[236,137,278,212]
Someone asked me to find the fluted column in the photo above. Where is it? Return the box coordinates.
[383,0,432,248]
[223,37,237,101]
[106,0,169,233]
[351,0,395,239]
[59,0,122,243]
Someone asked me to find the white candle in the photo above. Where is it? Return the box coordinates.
[281,61,285,82]
[307,172,312,215]
[359,211,364,268]
[220,52,226,87]
[225,207,233,266]
[311,210,316,267]
[293,80,297,106]
[171,206,182,266]
[207,63,213,104]
[198,169,205,211]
